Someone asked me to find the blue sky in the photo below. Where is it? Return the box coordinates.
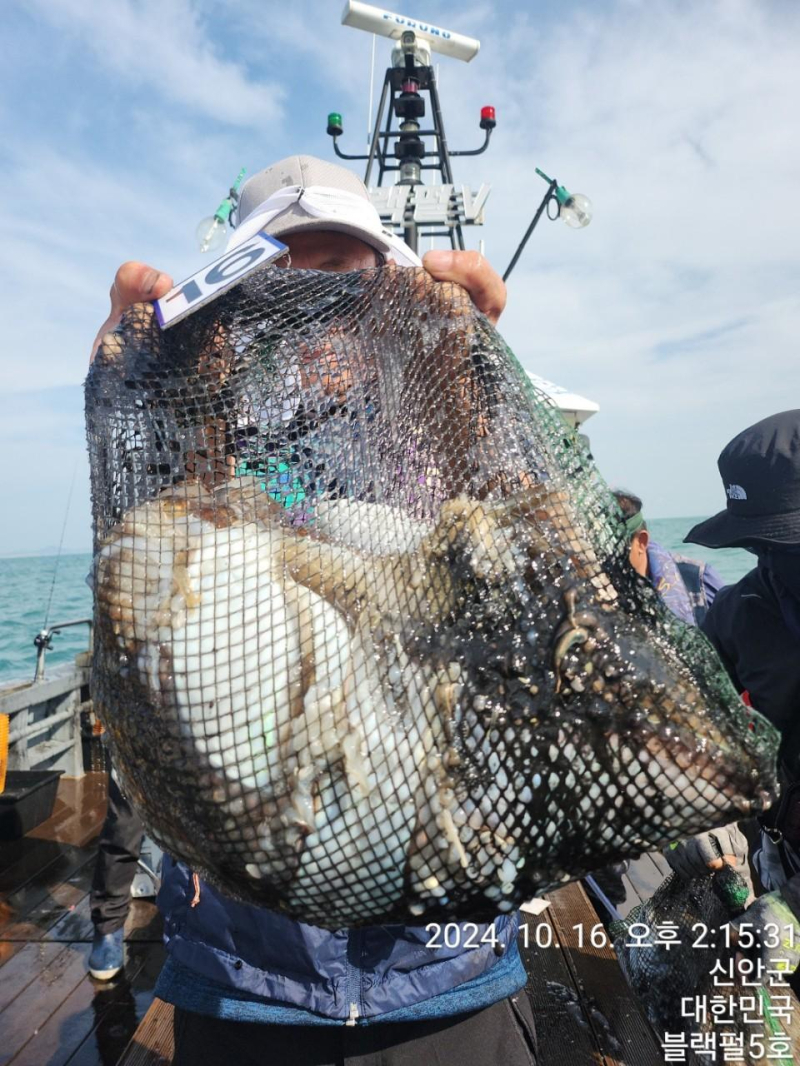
[1,0,799,554]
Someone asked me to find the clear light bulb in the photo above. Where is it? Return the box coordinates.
[560,193,592,229]
[196,215,228,254]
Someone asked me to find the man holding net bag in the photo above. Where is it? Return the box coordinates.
[89,155,539,1065]
[88,149,780,1062]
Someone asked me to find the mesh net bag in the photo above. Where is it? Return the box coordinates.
[612,868,792,1061]
[85,265,779,928]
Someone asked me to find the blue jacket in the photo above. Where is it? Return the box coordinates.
[157,857,522,1023]
[647,541,724,627]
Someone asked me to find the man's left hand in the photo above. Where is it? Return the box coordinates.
[423,250,506,324]
[91,261,173,361]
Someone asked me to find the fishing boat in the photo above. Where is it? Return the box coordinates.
[0,5,770,1063]
[0,621,167,1065]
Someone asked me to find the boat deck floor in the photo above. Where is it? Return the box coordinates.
[0,774,164,1066]
[621,850,673,917]
[5,775,788,1065]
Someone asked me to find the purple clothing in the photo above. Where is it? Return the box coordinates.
[646,541,724,627]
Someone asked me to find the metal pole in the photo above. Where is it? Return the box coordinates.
[502,181,558,282]
[367,34,376,146]
[427,71,464,250]
[584,874,625,924]
[428,73,454,185]
[8,704,77,744]
[364,72,391,188]
[404,219,418,254]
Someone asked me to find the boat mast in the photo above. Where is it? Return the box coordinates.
[329,4,494,255]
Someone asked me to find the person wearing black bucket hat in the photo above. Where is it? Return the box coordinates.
[686,409,800,551]
[664,410,800,975]
[685,410,800,742]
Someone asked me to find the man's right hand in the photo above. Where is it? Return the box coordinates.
[91,262,173,361]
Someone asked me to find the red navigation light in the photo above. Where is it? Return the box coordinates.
[480,105,496,130]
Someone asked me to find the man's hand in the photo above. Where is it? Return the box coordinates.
[91,261,173,361]
[423,250,506,325]
[90,249,507,362]
[664,824,751,885]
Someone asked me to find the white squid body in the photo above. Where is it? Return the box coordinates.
[96,481,520,921]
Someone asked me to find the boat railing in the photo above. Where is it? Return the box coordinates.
[0,618,96,777]
[33,618,93,683]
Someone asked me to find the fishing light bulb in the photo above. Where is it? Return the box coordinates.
[196,214,229,254]
[195,168,246,253]
[560,193,592,229]
[534,168,592,230]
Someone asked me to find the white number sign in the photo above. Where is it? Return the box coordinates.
[154,232,289,329]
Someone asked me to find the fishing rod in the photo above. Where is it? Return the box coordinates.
[502,169,592,282]
[32,460,94,683]
[196,168,247,254]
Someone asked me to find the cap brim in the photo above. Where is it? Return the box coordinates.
[684,506,800,549]
[268,210,412,266]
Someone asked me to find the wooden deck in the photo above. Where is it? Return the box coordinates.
[0,775,164,1066]
[6,776,796,1065]
[0,775,667,1065]
[621,851,673,917]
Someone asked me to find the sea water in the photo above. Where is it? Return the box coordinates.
[647,516,753,587]
[0,552,93,685]
[0,517,753,687]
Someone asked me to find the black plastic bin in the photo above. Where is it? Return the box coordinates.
[0,770,64,840]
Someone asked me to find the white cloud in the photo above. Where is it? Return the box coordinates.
[434,0,800,517]
[0,143,205,393]
[2,0,800,550]
[0,387,92,555]
[19,0,285,127]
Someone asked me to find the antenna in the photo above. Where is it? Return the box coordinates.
[341,1,480,63]
[331,2,494,253]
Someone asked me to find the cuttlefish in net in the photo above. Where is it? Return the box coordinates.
[89,271,778,928]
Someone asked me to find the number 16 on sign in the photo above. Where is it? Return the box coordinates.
[154,231,289,329]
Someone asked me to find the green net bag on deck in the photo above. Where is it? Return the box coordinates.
[85,265,779,928]
[612,867,794,1063]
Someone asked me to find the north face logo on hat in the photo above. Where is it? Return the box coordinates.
[726,484,747,500]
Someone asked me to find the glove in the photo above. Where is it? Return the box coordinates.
[664,823,751,887]
[730,889,800,976]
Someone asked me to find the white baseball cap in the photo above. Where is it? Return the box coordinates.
[230,155,421,268]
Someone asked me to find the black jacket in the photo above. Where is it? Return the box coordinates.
[702,567,800,770]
